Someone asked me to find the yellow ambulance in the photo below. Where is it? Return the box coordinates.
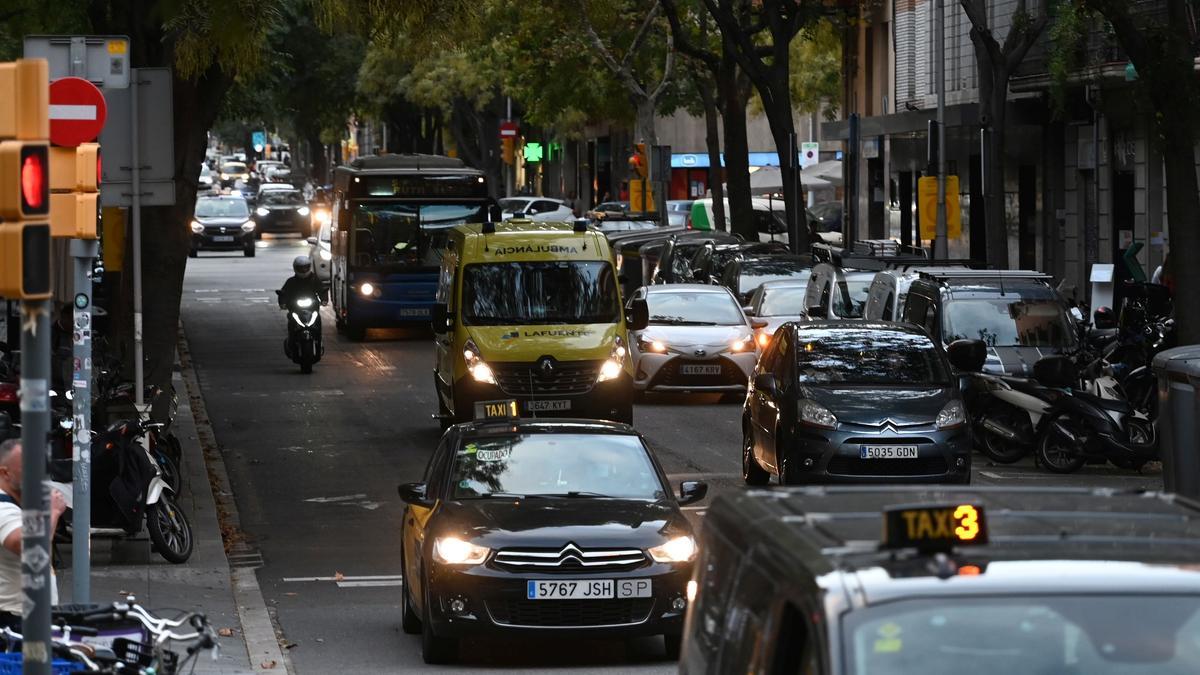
[432,220,643,426]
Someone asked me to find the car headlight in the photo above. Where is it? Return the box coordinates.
[730,336,753,352]
[597,339,626,382]
[463,338,497,385]
[298,206,310,216]
[319,248,332,261]
[935,400,966,429]
[255,207,269,217]
[314,209,331,225]
[358,282,375,297]
[638,336,667,353]
[432,537,490,565]
[240,220,256,232]
[648,535,697,563]
[189,221,204,234]
[799,399,837,429]
[755,330,771,349]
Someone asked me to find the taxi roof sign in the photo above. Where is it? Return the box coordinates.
[883,503,988,551]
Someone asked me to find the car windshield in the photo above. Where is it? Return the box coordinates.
[194,199,248,218]
[450,434,666,500]
[833,278,874,318]
[351,201,486,270]
[845,594,1200,675]
[462,261,620,325]
[738,259,810,295]
[498,198,529,211]
[760,284,809,316]
[220,163,246,174]
[649,291,744,326]
[794,329,950,385]
[942,295,1075,347]
[261,191,304,206]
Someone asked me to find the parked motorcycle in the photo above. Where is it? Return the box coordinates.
[967,369,1060,464]
[277,291,323,374]
[1033,354,1157,473]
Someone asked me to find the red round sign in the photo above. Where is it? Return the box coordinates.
[48,77,108,147]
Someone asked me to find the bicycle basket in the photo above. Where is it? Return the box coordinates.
[113,637,180,673]
[0,652,86,675]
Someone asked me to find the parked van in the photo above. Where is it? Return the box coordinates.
[431,220,640,426]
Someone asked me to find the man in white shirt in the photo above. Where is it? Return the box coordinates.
[0,439,67,629]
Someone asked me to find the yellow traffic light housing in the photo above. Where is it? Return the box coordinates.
[49,143,99,239]
[502,137,514,165]
[0,60,49,140]
[628,143,648,179]
[0,222,52,299]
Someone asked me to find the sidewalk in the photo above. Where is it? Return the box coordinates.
[56,370,256,674]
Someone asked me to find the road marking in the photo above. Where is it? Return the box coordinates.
[337,580,402,588]
[283,574,403,583]
[979,471,1003,479]
[680,506,707,511]
[192,289,220,293]
[245,296,269,302]
[304,494,366,503]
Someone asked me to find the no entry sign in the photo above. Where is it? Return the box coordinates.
[49,77,108,147]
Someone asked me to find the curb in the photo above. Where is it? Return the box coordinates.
[178,325,292,674]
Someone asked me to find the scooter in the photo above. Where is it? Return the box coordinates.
[966,371,1061,464]
[1033,355,1157,473]
[277,291,323,374]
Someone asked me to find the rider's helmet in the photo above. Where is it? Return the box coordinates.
[293,255,313,277]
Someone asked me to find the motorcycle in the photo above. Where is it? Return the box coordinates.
[56,418,194,564]
[1033,354,1157,473]
[967,370,1060,464]
[277,291,323,374]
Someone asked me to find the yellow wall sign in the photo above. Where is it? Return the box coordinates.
[917,175,962,240]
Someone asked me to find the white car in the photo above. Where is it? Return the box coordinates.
[745,279,810,349]
[626,284,758,395]
[307,221,332,284]
[198,165,214,188]
[499,197,574,221]
[802,263,875,320]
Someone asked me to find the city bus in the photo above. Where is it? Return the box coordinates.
[330,154,491,340]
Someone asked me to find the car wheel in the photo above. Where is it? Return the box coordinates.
[188,247,198,258]
[421,585,458,664]
[400,546,422,635]
[742,425,769,486]
[243,246,255,258]
[663,633,682,660]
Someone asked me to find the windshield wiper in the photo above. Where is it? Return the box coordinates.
[653,319,714,326]
[527,491,615,499]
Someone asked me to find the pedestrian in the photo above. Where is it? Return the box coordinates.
[0,439,67,630]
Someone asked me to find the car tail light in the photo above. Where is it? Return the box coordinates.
[0,383,17,404]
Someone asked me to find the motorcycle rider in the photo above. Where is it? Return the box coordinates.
[278,255,328,309]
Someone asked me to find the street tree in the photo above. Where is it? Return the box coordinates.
[577,0,676,147]
[958,0,1048,269]
[1072,0,1200,342]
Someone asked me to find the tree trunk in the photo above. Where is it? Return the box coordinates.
[763,93,809,252]
[1158,96,1200,342]
[698,79,726,232]
[720,60,755,241]
[634,98,658,147]
[984,89,1009,268]
[305,129,327,183]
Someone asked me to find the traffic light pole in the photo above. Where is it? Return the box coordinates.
[19,300,52,675]
[69,238,97,603]
[131,74,145,408]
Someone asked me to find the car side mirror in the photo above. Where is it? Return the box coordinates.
[430,303,450,333]
[679,481,708,506]
[750,319,769,330]
[806,305,824,319]
[753,373,777,394]
[488,204,504,223]
[947,339,987,373]
[627,298,649,331]
[742,306,755,317]
[306,236,318,246]
[397,482,432,507]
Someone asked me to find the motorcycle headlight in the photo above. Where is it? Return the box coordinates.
[799,399,837,429]
[432,537,490,566]
[319,248,332,261]
[648,535,697,563]
[189,221,204,234]
[463,338,496,385]
[256,207,270,217]
[935,400,966,430]
[295,297,314,309]
[298,206,311,217]
[240,220,256,232]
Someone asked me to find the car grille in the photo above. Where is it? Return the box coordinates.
[493,544,646,573]
[492,360,600,397]
[827,456,949,476]
[649,357,744,388]
[486,598,654,628]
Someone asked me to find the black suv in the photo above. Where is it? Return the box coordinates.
[189,196,255,257]
[901,270,1078,376]
[253,188,312,237]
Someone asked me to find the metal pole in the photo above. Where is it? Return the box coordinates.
[934,0,949,259]
[19,300,52,675]
[69,239,97,603]
[131,72,144,408]
[505,97,514,198]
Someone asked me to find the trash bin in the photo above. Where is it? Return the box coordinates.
[1152,345,1200,498]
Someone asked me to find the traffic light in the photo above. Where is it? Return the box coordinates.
[628,143,648,179]
[49,143,99,239]
[502,137,514,165]
[0,58,52,300]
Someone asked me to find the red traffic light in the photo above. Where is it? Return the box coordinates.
[22,150,46,211]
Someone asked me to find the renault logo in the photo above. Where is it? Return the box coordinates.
[538,358,555,379]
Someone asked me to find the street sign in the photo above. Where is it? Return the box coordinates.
[97,68,174,207]
[499,121,518,138]
[917,175,962,240]
[252,130,266,150]
[23,36,129,89]
[48,77,107,147]
[800,142,819,168]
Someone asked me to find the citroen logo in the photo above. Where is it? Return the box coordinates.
[219,227,226,233]
[694,349,707,357]
[538,358,555,379]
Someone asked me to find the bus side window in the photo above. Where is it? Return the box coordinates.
[770,601,821,675]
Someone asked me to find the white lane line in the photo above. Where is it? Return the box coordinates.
[283,574,403,583]
[245,296,269,302]
[337,580,403,588]
[680,506,707,511]
[192,289,220,293]
[979,471,1003,479]
[304,494,367,504]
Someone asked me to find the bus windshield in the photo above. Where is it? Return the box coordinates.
[350,201,486,269]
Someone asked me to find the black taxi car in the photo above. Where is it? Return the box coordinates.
[680,486,1200,674]
[398,417,707,664]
